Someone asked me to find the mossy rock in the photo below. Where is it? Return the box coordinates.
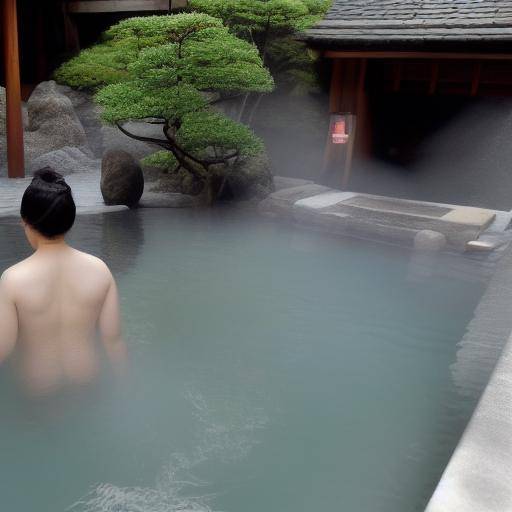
[142,151,274,202]
[148,165,204,196]
[226,152,275,200]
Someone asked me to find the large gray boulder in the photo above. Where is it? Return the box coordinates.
[101,149,144,208]
[28,146,100,176]
[101,121,158,160]
[56,84,105,158]
[55,84,156,159]
[25,81,87,161]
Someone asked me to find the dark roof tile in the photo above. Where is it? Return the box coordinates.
[304,0,512,45]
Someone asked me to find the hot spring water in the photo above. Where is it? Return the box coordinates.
[0,209,485,512]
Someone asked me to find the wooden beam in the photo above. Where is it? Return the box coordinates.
[328,59,343,113]
[62,2,81,53]
[67,0,170,13]
[324,50,512,61]
[3,0,25,178]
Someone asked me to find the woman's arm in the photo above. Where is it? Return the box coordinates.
[98,274,128,372]
[0,271,18,363]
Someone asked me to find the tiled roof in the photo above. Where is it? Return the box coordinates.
[303,1,512,47]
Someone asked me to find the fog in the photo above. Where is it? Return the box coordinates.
[254,90,512,211]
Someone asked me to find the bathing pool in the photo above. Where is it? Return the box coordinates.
[0,209,486,512]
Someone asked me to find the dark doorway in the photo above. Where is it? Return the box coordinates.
[369,92,473,168]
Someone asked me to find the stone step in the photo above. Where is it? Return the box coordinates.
[260,184,505,250]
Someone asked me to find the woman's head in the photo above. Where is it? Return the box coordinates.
[20,168,76,242]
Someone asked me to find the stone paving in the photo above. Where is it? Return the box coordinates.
[0,170,127,217]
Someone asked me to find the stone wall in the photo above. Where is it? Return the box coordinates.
[426,244,512,512]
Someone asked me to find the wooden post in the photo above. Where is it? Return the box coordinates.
[62,2,81,55]
[3,0,25,178]
[322,59,367,189]
[342,59,368,188]
[322,59,343,178]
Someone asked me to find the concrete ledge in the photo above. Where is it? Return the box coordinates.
[260,184,506,250]
[426,333,512,512]
[426,245,512,512]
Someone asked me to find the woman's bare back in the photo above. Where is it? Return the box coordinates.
[0,244,126,396]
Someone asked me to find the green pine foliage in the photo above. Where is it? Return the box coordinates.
[189,0,331,91]
[55,13,274,203]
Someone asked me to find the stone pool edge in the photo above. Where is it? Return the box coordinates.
[425,243,512,512]
[259,179,512,252]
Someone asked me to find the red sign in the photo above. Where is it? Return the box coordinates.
[332,119,348,144]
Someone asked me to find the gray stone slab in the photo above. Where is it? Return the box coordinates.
[321,203,481,248]
[293,206,420,246]
[273,176,314,191]
[267,184,333,204]
[260,184,508,250]
[295,191,357,209]
[344,195,452,217]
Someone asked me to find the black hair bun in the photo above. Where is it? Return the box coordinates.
[32,167,69,191]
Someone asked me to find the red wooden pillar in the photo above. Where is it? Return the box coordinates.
[322,58,367,188]
[3,0,25,178]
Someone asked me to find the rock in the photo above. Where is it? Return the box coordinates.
[414,230,447,252]
[227,152,275,200]
[101,121,158,160]
[101,149,144,208]
[27,146,100,176]
[55,84,92,110]
[25,81,88,161]
[259,183,333,215]
[149,165,204,196]
[139,191,199,208]
[55,84,158,159]
[56,84,105,158]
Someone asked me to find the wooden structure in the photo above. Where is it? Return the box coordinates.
[66,0,187,13]
[302,0,512,187]
[1,0,187,179]
[2,0,24,178]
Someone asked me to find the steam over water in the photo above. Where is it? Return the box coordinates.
[256,92,512,211]
[0,209,487,511]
